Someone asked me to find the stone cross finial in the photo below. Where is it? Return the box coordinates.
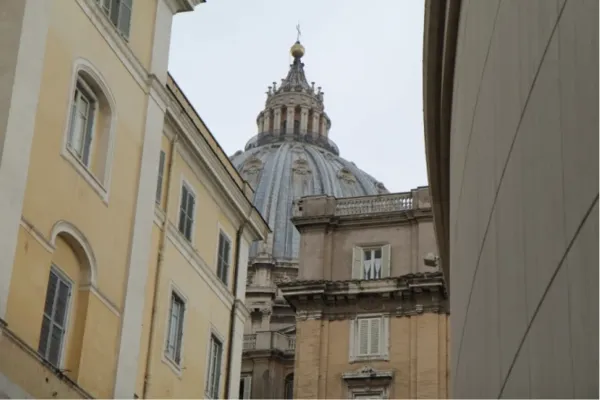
[296,23,301,42]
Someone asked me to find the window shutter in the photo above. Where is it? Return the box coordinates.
[176,302,185,363]
[381,244,391,278]
[358,319,369,356]
[348,318,355,360]
[82,102,94,166]
[214,342,222,397]
[166,297,174,354]
[178,186,188,234]
[38,316,51,355]
[118,0,133,38]
[67,97,78,147]
[54,280,71,327]
[352,247,362,279]
[243,375,252,399]
[369,318,381,355]
[43,272,58,316]
[156,151,165,204]
[48,325,63,366]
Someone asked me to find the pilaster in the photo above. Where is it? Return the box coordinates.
[257,114,264,134]
[0,0,52,319]
[286,107,295,134]
[273,108,282,134]
[262,110,271,134]
[312,112,321,135]
[300,106,309,134]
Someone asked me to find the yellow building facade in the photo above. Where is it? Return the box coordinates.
[0,0,269,399]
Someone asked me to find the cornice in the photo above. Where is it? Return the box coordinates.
[163,0,204,14]
[281,273,448,319]
[164,94,269,241]
[164,222,235,309]
[292,208,433,231]
[76,0,147,90]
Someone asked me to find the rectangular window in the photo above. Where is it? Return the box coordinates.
[217,231,231,285]
[357,317,381,357]
[96,0,132,38]
[352,244,391,280]
[178,182,195,241]
[38,268,72,367]
[206,335,223,399]
[165,292,185,364]
[67,83,95,166]
[156,150,166,204]
[362,247,382,280]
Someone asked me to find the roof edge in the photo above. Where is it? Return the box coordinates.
[422,0,462,292]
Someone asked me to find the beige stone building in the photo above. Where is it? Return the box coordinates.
[280,188,449,399]
[423,0,598,398]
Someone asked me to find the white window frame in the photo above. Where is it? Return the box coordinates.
[352,244,391,280]
[67,79,97,167]
[215,227,232,287]
[163,284,187,372]
[61,60,117,205]
[38,265,74,369]
[240,374,252,399]
[178,177,196,243]
[156,150,166,205]
[349,315,389,363]
[95,0,133,39]
[205,327,225,399]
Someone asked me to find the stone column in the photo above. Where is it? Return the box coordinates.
[320,117,327,137]
[0,0,52,319]
[257,114,264,134]
[263,109,271,134]
[286,107,295,134]
[300,106,309,134]
[273,107,282,134]
[312,112,321,136]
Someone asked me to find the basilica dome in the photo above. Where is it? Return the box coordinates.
[230,41,387,263]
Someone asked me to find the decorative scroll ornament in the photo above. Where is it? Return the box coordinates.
[337,167,356,184]
[292,158,311,175]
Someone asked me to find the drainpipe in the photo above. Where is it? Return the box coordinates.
[224,204,253,399]
[141,134,179,399]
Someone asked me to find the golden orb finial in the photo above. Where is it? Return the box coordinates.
[290,41,305,58]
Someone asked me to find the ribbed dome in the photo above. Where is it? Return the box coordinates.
[231,139,387,262]
[231,40,388,263]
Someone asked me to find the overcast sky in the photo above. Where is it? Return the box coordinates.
[168,0,427,193]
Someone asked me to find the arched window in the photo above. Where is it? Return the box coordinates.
[63,59,116,202]
[284,373,294,399]
[37,221,97,381]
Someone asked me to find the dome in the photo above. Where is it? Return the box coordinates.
[231,40,388,264]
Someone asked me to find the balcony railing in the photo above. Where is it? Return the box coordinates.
[243,331,295,353]
[334,192,414,216]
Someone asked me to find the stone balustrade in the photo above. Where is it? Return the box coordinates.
[292,188,431,220]
[243,331,295,353]
[334,192,414,216]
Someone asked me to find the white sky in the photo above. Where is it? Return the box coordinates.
[168,0,428,193]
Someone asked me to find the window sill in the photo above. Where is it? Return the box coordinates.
[61,149,109,205]
[161,353,183,379]
[349,354,389,364]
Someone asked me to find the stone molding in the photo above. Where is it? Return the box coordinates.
[281,273,448,320]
